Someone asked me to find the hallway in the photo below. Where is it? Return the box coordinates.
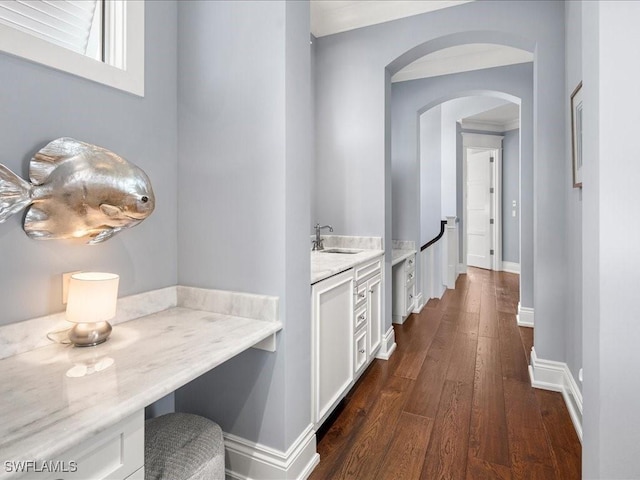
[310,268,581,479]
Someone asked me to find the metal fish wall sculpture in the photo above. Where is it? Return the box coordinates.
[0,138,155,244]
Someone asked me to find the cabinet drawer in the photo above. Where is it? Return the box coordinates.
[405,284,416,315]
[354,282,368,308]
[354,304,367,331]
[35,410,144,480]
[354,329,368,373]
[355,258,381,283]
[405,270,416,286]
[406,255,416,273]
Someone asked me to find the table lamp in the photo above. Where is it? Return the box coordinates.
[66,272,119,347]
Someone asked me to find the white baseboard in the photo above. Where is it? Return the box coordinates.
[516,302,534,328]
[528,347,583,442]
[376,326,397,360]
[501,261,521,274]
[412,293,424,314]
[225,424,319,480]
[457,263,467,275]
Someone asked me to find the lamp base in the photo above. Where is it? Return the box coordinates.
[69,321,113,347]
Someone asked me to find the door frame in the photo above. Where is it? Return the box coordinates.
[462,133,504,271]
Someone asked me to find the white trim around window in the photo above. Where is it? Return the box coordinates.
[0,0,144,96]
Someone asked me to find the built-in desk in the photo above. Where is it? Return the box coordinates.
[0,287,282,479]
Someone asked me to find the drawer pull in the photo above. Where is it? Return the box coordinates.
[358,292,366,299]
[409,294,414,299]
[359,349,366,354]
[359,314,366,321]
[369,288,374,293]
[408,259,413,265]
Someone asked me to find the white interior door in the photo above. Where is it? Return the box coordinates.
[466,149,492,269]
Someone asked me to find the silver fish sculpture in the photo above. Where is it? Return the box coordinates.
[0,137,155,244]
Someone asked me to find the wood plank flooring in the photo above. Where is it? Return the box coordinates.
[310,268,581,480]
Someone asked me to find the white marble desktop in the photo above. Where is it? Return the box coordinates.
[310,236,384,284]
[0,288,281,478]
[391,240,416,267]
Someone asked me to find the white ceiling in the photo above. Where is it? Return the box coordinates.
[310,0,472,38]
[461,102,520,131]
[391,44,533,83]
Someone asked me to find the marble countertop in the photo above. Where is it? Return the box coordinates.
[311,249,384,284]
[392,248,417,266]
[0,306,282,477]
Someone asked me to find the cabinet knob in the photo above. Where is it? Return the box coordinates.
[368,288,374,293]
[359,349,366,354]
[359,292,366,298]
[359,314,365,320]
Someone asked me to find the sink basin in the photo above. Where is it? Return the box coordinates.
[320,248,362,254]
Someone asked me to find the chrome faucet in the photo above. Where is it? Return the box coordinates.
[312,223,333,251]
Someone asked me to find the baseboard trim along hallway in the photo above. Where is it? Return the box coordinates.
[529,347,583,442]
[224,424,319,480]
[501,261,521,274]
[516,302,534,327]
[375,326,397,360]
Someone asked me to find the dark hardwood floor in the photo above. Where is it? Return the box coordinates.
[310,268,581,480]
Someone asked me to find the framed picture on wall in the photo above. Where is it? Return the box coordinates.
[571,82,583,188]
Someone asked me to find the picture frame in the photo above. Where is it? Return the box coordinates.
[571,82,583,188]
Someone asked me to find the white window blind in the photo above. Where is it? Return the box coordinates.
[0,0,99,55]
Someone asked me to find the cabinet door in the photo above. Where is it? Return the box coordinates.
[312,270,354,425]
[367,273,382,356]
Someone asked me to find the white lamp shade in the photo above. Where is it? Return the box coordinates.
[66,272,119,323]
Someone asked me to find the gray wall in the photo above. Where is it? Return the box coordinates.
[502,129,520,264]
[419,106,442,246]
[0,1,178,326]
[175,0,311,452]
[582,1,640,477]
[315,1,566,362]
[565,0,583,398]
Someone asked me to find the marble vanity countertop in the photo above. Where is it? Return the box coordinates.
[0,306,282,477]
[392,248,417,266]
[311,249,384,284]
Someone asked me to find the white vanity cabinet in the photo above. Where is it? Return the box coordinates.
[392,253,416,324]
[311,269,354,428]
[311,256,382,428]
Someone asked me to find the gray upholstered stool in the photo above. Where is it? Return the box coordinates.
[144,412,225,480]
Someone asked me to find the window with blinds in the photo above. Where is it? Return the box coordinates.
[0,1,103,61]
[0,0,143,95]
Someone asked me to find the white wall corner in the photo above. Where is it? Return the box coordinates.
[412,293,424,314]
[528,347,583,442]
[516,302,534,327]
[501,261,521,274]
[375,326,397,360]
[457,263,467,275]
[224,424,319,480]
